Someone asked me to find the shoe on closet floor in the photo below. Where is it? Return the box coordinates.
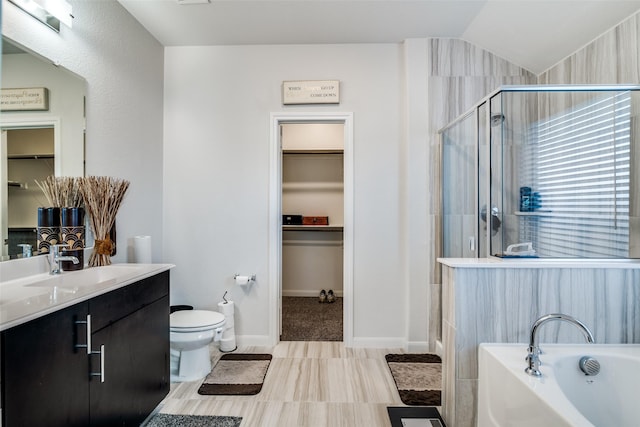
[319,290,327,303]
[326,290,336,303]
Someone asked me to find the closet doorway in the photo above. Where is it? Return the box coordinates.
[281,123,344,341]
[268,113,354,346]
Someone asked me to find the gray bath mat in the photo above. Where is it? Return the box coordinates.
[143,413,242,427]
[385,353,442,406]
[198,353,272,395]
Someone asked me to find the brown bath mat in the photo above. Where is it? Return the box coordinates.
[198,353,271,395]
[385,353,442,406]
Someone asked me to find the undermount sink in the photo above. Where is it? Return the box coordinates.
[0,264,151,308]
[0,286,51,306]
[23,264,148,289]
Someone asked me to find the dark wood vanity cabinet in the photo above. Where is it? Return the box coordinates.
[1,301,91,427]
[1,271,170,427]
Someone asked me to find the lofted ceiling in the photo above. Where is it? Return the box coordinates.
[118,0,640,74]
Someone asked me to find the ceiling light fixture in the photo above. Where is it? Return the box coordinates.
[8,0,73,32]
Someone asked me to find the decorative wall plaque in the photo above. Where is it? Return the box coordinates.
[1,87,49,111]
[282,80,340,105]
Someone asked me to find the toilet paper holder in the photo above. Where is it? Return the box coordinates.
[233,274,256,285]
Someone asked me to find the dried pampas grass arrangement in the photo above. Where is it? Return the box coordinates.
[79,176,130,267]
[35,176,83,207]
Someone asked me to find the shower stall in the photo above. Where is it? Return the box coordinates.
[440,85,640,259]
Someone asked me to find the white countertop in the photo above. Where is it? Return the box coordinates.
[0,263,174,331]
[437,257,640,269]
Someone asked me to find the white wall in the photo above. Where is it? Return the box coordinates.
[164,44,407,345]
[2,0,165,262]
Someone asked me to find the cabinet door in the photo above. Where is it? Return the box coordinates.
[1,302,90,427]
[89,296,169,427]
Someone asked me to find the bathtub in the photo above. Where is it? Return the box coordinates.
[477,343,640,427]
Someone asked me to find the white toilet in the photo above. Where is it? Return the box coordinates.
[169,310,226,382]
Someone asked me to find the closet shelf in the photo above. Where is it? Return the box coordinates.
[282,182,344,191]
[8,154,54,159]
[283,149,343,155]
[283,225,344,232]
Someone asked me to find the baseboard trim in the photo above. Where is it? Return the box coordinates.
[351,337,405,349]
[407,341,430,353]
[434,339,444,358]
[236,335,273,347]
[235,335,408,349]
[282,290,343,298]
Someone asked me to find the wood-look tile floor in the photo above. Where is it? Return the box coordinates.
[158,341,408,426]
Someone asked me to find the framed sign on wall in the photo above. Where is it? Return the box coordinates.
[1,87,49,111]
[282,80,340,105]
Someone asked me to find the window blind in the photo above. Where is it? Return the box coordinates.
[526,92,630,257]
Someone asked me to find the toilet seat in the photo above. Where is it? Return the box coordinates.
[170,310,225,332]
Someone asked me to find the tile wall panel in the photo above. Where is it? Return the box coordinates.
[539,12,639,84]
[442,266,640,427]
[433,10,640,427]
[426,40,536,352]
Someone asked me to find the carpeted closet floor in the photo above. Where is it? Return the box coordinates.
[280,297,343,341]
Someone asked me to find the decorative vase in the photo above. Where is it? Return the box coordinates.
[37,207,60,255]
[60,207,85,271]
[80,176,129,267]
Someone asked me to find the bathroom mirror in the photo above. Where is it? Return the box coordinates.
[1,36,86,260]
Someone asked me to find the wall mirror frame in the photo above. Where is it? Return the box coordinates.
[440,84,640,260]
[1,36,86,261]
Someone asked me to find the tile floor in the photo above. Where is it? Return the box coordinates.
[158,341,409,426]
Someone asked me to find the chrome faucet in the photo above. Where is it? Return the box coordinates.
[48,244,80,275]
[18,243,32,258]
[525,313,594,377]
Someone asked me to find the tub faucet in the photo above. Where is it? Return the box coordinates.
[525,313,594,377]
[49,244,80,275]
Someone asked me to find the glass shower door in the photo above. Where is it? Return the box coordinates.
[477,102,490,258]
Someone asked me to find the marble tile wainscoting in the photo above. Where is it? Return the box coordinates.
[437,259,640,427]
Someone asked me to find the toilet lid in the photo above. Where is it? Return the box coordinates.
[170,310,225,329]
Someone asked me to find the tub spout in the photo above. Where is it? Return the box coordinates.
[525,313,594,377]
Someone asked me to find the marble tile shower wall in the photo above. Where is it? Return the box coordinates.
[430,11,640,426]
[426,38,537,348]
[538,13,640,255]
[429,11,640,349]
[534,10,640,258]
[538,11,639,85]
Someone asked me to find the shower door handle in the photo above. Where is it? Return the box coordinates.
[469,236,476,252]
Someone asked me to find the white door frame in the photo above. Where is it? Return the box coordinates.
[269,112,354,346]
[1,117,60,261]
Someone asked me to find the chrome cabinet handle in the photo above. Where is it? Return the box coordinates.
[74,314,91,355]
[90,344,105,383]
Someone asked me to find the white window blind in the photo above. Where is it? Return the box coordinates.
[527,92,630,257]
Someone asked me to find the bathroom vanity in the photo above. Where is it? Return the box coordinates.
[0,263,173,427]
